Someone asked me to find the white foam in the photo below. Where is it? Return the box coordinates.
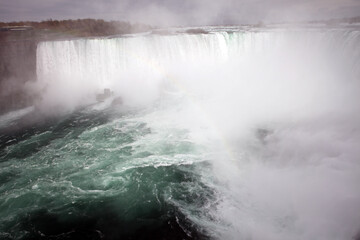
[0,106,34,128]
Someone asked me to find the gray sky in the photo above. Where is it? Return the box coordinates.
[1,0,360,26]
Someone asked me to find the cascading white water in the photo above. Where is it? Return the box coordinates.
[37,29,360,80]
[36,29,360,109]
[34,27,360,240]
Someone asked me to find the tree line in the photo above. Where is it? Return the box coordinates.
[0,19,152,37]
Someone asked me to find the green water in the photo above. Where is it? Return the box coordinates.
[0,105,216,239]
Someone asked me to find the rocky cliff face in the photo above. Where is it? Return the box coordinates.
[0,30,37,114]
[0,20,153,115]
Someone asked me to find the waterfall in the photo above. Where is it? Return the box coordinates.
[2,27,359,240]
[35,28,360,112]
[37,29,360,83]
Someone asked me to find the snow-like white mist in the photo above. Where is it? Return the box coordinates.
[34,27,360,239]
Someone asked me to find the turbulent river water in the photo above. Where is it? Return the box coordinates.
[1,26,360,240]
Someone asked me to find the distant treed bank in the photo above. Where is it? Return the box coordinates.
[0,19,152,38]
[0,19,152,115]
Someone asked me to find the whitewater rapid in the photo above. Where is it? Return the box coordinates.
[1,26,360,239]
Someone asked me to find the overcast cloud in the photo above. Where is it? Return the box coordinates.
[0,0,360,26]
